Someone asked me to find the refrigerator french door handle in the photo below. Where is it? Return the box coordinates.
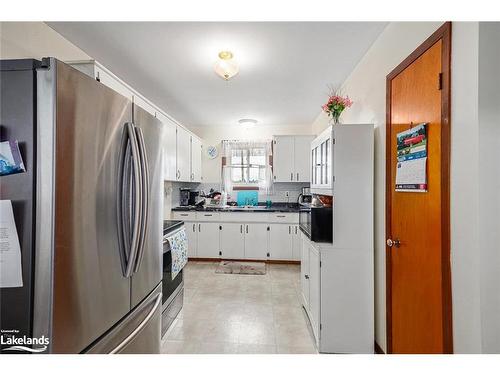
[133,126,149,273]
[109,292,162,354]
[121,122,143,278]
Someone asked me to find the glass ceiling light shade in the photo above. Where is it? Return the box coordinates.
[214,51,239,80]
[238,119,257,128]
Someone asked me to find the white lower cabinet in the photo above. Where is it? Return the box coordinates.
[172,212,299,261]
[308,245,321,340]
[244,223,269,260]
[300,236,310,307]
[268,224,293,260]
[196,222,220,258]
[220,223,245,259]
[185,222,198,257]
[291,225,301,261]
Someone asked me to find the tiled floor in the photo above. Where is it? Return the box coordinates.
[161,261,318,354]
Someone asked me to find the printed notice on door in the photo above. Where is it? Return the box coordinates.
[0,200,23,288]
[395,123,428,192]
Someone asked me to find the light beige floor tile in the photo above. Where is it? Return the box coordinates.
[161,339,201,354]
[238,321,276,345]
[197,341,239,354]
[236,343,277,354]
[277,344,318,354]
[175,260,316,354]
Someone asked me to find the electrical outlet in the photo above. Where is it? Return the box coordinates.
[285,191,290,198]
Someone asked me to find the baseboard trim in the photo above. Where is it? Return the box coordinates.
[374,341,385,354]
[189,257,300,265]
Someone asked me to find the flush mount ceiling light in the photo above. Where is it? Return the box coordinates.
[214,51,239,81]
[238,119,257,128]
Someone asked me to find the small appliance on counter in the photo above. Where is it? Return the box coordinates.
[179,188,190,206]
[161,220,186,337]
[299,194,333,243]
[188,190,200,206]
[298,186,313,205]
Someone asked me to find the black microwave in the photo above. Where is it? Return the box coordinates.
[299,206,333,243]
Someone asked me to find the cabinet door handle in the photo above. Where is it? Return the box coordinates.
[297,173,299,181]
[198,223,201,232]
[240,224,243,233]
[276,215,286,218]
[289,226,291,234]
[180,213,188,216]
[305,274,309,280]
[246,225,248,234]
[290,172,293,181]
[295,226,297,234]
[193,223,195,232]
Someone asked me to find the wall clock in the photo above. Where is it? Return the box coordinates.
[206,145,218,159]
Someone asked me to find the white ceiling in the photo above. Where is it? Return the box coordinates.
[48,22,386,127]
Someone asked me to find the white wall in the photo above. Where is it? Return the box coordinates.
[312,21,500,354]
[186,124,314,183]
[0,22,90,60]
[478,22,500,354]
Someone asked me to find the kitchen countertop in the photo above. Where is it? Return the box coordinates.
[171,203,302,213]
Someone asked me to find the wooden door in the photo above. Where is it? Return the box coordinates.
[386,23,452,354]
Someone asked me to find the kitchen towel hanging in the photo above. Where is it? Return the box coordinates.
[166,228,188,279]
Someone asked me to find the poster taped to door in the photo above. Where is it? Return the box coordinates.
[0,200,23,288]
[395,123,428,192]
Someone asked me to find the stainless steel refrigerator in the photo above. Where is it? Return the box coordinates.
[0,58,163,354]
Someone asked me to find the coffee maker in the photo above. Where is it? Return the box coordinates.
[179,188,190,206]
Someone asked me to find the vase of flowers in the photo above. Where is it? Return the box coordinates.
[322,88,353,125]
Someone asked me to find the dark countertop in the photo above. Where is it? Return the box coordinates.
[172,202,302,213]
[163,220,184,235]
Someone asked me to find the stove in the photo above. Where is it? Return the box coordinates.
[161,220,185,337]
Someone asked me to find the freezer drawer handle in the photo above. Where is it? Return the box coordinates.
[117,122,143,278]
[133,126,150,274]
[109,293,162,354]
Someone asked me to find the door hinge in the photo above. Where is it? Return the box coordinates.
[267,226,270,231]
[219,251,222,256]
[320,261,322,268]
[438,72,443,90]
[332,138,335,144]
[320,323,322,331]
[219,225,222,230]
[267,252,270,257]
[332,176,335,182]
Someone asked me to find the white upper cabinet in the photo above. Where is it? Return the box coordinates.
[310,126,333,193]
[273,135,314,182]
[190,136,202,182]
[71,63,133,101]
[294,136,314,182]
[68,60,204,183]
[133,94,156,117]
[156,111,177,181]
[176,126,191,182]
[273,136,294,182]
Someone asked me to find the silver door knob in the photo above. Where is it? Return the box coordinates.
[386,238,401,248]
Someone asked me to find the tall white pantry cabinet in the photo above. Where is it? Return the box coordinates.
[301,124,374,354]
